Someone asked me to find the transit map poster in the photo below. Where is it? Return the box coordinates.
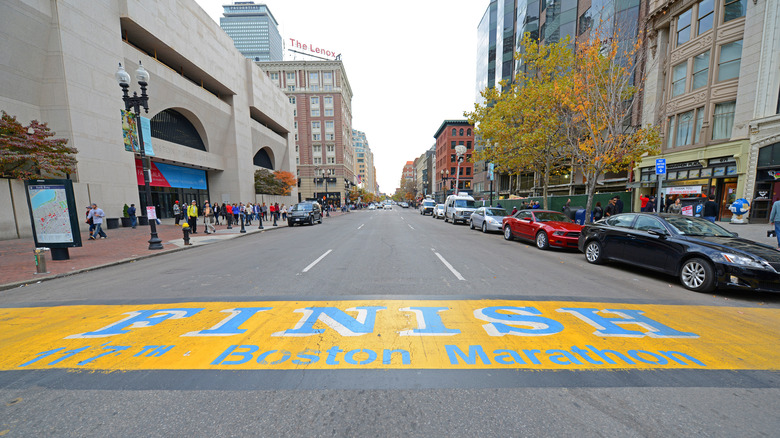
[24,179,82,248]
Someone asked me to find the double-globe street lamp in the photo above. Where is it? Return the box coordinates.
[440,169,452,201]
[116,61,163,250]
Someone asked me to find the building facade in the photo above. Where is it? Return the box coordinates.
[434,120,475,202]
[220,1,283,62]
[352,129,376,195]
[636,0,775,222]
[258,60,355,206]
[0,0,295,239]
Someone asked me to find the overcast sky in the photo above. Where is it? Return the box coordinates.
[193,0,488,194]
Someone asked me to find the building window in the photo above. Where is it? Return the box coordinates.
[452,128,457,135]
[451,167,456,175]
[310,85,319,92]
[694,106,705,144]
[467,141,472,149]
[312,144,321,153]
[723,0,746,22]
[326,145,335,153]
[325,109,334,117]
[325,121,334,131]
[712,101,736,140]
[150,109,206,151]
[451,141,456,147]
[672,62,687,97]
[697,0,714,35]
[675,110,695,147]
[287,85,295,91]
[666,116,676,149]
[466,167,471,176]
[324,96,333,107]
[467,128,472,136]
[451,154,456,162]
[270,72,279,80]
[323,85,333,91]
[718,40,742,82]
[325,134,335,140]
[311,121,321,131]
[459,128,464,136]
[327,157,336,164]
[286,72,296,81]
[677,9,692,46]
[289,96,296,104]
[309,72,319,84]
[313,157,322,164]
[323,72,333,83]
[691,51,710,90]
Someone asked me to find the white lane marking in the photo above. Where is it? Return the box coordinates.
[434,252,466,281]
[302,249,332,273]
[408,224,415,230]
[358,224,364,230]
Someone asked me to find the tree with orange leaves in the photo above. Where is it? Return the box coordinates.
[273,170,297,196]
[565,28,660,222]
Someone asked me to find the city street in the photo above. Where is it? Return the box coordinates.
[1,208,779,436]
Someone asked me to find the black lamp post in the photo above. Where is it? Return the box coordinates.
[440,169,451,201]
[116,61,163,250]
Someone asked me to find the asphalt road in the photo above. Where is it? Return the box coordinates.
[1,207,778,437]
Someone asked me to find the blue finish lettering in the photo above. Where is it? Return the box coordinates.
[474,306,564,336]
[183,307,271,337]
[399,306,460,336]
[272,306,386,337]
[557,308,699,338]
[66,308,204,338]
[211,345,258,365]
[445,345,491,365]
[344,349,377,365]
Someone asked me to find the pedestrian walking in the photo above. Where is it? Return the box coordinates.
[85,205,95,239]
[87,203,107,239]
[668,198,683,214]
[245,202,252,226]
[225,203,233,227]
[274,202,280,225]
[592,202,603,221]
[203,201,216,233]
[646,196,656,213]
[213,203,221,225]
[128,203,137,228]
[605,198,617,217]
[702,197,718,222]
[614,196,624,214]
[769,198,780,249]
[262,203,268,221]
[173,200,181,225]
[281,204,287,220]
[187,200,198,233]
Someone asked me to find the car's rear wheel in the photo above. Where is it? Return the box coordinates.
[584,240,603,264]
[482,222,487,233]
[504,226,513,241]
[536,231,549,250]
[680,258,716,293]
[469,220,475,230]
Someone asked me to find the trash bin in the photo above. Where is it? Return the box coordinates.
[106,218,120,229]
[34,248,49,274]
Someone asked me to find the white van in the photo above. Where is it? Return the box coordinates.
[444,193,477,224]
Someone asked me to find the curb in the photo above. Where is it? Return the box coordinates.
[0,222,288,292]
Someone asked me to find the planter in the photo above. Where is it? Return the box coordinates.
[138,216,149,226]
[120,217,132,227]
[106,218,120,229]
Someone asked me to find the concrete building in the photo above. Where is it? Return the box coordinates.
[636,0,776,222]
[220,2,283,62]
[352,129,376,195]
[258,60,355,207]
[434,120,475,202]
[0,0,295,240]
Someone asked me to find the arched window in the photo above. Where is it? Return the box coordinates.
[150,109,206,151]
[253,148,274,169]
[451,128,457,136]
[467,128,472,136]
[459,128,464,136]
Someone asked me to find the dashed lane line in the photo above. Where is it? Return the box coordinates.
[302,249,332,273]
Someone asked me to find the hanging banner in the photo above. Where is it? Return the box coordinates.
[122,110,139,153]
[139,116,155,157]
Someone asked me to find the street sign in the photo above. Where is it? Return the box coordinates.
[655,159,666,175]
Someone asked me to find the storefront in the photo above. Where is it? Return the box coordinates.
[750,142,780,223]
[135,159,209,218]
[637,157,739,220]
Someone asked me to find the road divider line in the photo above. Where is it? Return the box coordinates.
[435,252,466,281]
[302,249,332,273]
[358,224,364,230]
[408,224,415,230]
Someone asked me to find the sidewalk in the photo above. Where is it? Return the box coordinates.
[0,212,345,290]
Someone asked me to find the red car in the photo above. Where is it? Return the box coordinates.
[502,210,583,250]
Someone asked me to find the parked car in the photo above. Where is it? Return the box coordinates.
[578,213,780,293]
[444,193,477,224]
[433,204,445,219]
[288,201,322,226]
[400,202,409,208]
[470,207,508,233]
[419,199,436,215]
[503,210,582,250]
[383,203,392,210]
[368,204,376,210]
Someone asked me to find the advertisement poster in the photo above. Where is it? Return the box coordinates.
[146,206,157,220]
[24,179,82,248]
[139,116,155,157]
[682,205,694,216]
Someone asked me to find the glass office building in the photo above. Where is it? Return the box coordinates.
[220,2,282,62]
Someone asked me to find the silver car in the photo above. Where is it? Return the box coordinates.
[433,204,445,219]
[469,206,508,233]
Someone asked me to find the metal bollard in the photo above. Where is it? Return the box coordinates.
[34,248,49,274]
[182,223,192,245]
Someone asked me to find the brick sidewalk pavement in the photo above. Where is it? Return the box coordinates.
[0,210,352,290]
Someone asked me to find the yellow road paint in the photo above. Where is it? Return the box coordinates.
[1,299,778,371]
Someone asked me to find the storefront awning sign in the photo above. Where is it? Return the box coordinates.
[666,186,702,195]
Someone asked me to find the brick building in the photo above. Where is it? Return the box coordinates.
[434,120,475,202]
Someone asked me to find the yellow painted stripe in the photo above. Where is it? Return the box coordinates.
[1,300,778,371]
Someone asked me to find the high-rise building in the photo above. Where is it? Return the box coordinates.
[352,129,376,194]
[221,2,283,62]
[258,60,355,206]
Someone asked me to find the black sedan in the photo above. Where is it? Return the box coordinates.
[578,213,780,293]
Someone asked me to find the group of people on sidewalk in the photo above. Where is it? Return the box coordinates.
[171,200,290,233]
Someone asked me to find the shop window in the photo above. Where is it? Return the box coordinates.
[150,109,206,151]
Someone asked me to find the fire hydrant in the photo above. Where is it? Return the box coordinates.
[181,223,192,245]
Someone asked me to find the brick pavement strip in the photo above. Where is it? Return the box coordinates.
[0,218,294,291]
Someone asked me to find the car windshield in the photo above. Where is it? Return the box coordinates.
[292,203,313,211]
[423,201,436,207]
[533,212,571,223]
[436,205,444,210]
[485,208,507,216]
[663,216,735,237]
[454,200,476,208]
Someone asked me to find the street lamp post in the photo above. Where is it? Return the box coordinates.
[440,169,451,201]
[116,61,163,250]
[454,145,467,196]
